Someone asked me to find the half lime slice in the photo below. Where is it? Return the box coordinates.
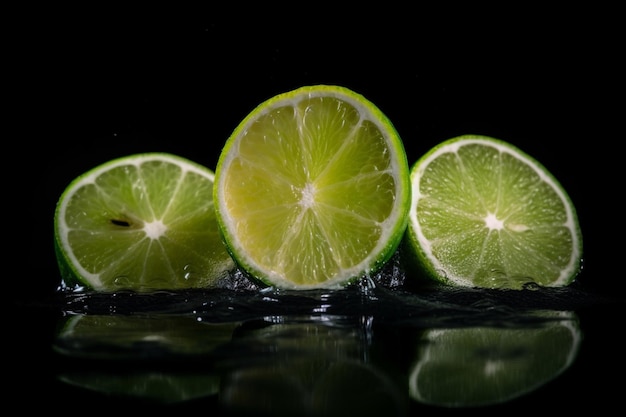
[214,85,411,289]
[54,153,235,292]
[405,134,583,289]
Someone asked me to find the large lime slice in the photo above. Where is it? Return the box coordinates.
[214,85,411,289]
[405,134,583,289]
[54,153,235,292]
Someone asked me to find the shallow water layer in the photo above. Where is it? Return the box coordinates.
[10,255,624,416]
[13,271,613,415]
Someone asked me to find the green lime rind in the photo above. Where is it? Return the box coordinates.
[214,85,411,290]
[54,152,235,292]
[404,134,583,290]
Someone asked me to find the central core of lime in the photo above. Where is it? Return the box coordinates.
[484,213,503,230]
[300,183,317,209]
[145,220,167,239]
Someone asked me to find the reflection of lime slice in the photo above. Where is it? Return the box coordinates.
[408,311,582,407]
[220,317,406,416]
[405,135,583,289]
[53,314,239,360]
[214,85,411,289]
[54,153,235,292]
[54,314,235,403]
[231,317,364,360]
[312,361,407,416]
[221,360,406,417]
[58,372,219,404]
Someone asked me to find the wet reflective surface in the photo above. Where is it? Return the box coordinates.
[11,261,624,415]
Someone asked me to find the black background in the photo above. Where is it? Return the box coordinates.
[22,8,620,296]
[11,5,625,413]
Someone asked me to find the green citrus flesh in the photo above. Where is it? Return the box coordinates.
[214,85,411,289]
[405,134,583,289]
[54,153,235,292]
[408,311,582,407]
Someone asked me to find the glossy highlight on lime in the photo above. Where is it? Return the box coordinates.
[214,85,411,289]
[405,134,583,289]
[54,152,235,292]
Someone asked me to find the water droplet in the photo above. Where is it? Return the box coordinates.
[113,275,131,287]
[359,276,377,291]
[522,281,541,291]
[485,269,537,290]
[183,264,196,281]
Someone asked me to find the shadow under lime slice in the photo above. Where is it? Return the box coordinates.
[408,311,582,407]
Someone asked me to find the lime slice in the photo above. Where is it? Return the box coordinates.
[405,134,583,289]
[408,311,582,407]
[214,85,411,289]
[54,153,235,292]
